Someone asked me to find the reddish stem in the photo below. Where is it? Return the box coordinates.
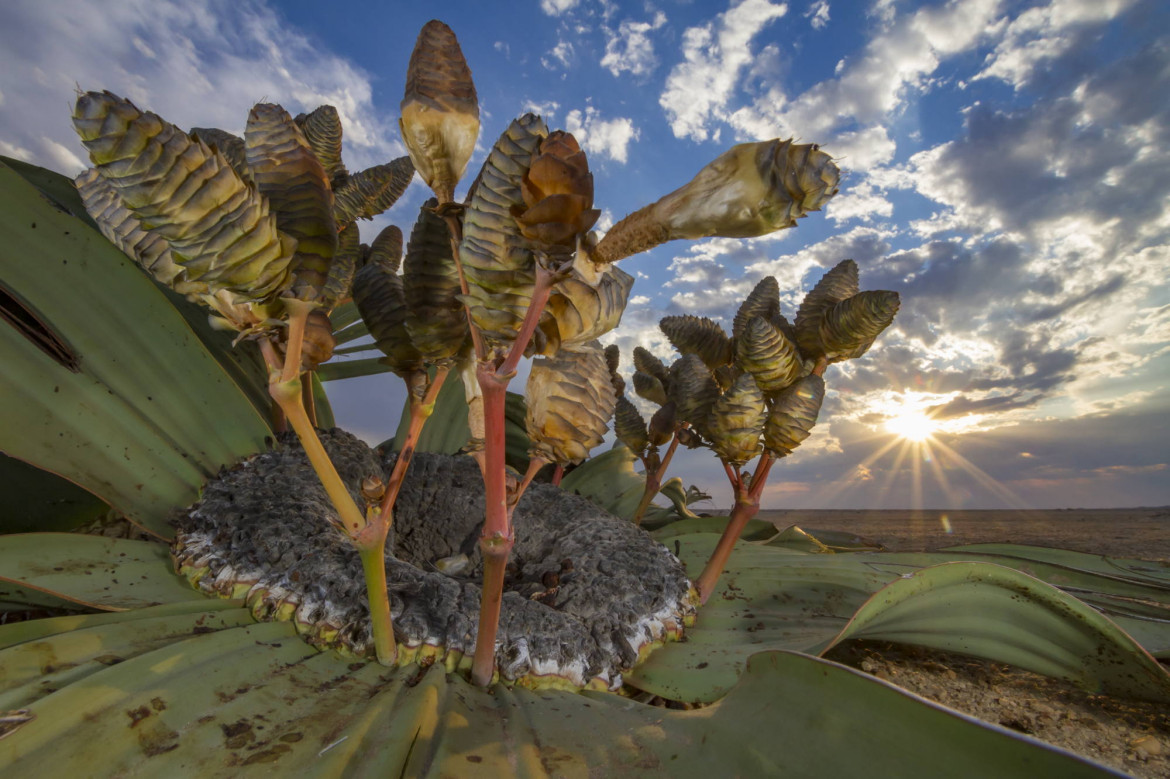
[694,454,775,603]
[378,365,451,519]
[632,433,681,525]
[498,263,556,378]
[550,463,564,487]
[516,457,549,508]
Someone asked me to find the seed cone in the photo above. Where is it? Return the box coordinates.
[321,222,360,311]
[351,263,423,377]
[633,370,668,407]
[647,402,677,446]
[526,343,617,465]
[603,344,625,395]
[633,346,669,385]
[514,131,600,248]
[733,276,780,344]
[668,354,719,438]
[819,290,901,362]
[365,224,404,272]
[458,114,549,351]
[660,315,733,371]
[709,373,766,467]
[74,167,199,295]
[764,374,825,457]
[295,105,347,185]
[189,127,249,182]
[540,263,634,354]
[795,259,859,358]
[737,316,803,396]
[245,102,338,304]
[333,157,415,225]
[281,309,336,372]
[614,395,649,455]
[72,90,296,302]
[400,20,480,203]
[593,139,839,264]
[403,199,468,364]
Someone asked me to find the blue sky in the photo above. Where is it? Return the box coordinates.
[2,0,1168,510]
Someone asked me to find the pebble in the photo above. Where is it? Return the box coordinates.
[1131,735,1162,758]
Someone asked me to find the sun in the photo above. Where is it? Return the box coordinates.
[885,410,937,442]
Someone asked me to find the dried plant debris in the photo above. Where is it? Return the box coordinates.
[173,430,695,691]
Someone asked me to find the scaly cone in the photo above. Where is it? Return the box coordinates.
[400,20,480,204]
[593,139,839,264]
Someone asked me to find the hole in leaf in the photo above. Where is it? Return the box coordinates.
[0,283,80,372]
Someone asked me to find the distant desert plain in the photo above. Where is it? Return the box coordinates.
[749,507,1170,562]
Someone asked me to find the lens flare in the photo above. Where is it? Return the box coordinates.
[885,411,936,442]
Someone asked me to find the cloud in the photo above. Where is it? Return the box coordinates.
[659,0,788,142]
[805,0,830,29]
[975,0,1139,88]
[522,100,561,122]
[540,0,581,16]
[565,106,639,163]
[0,0,404,178]
[601,11,667,78]
[542,39,575,70]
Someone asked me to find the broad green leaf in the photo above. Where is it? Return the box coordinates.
[0,453,109,534]
[329,300,363,330]
[391,368,469,455]
[0,617,1118,777]
[560,445,647,518]
[651,514,777,542]
[308,371,336,429]
[942,542,1170,587]
[0,160,272,538]
[317,356,391,382]
[0,534,203,611]
[0,598,242,649]
[823,561,1170,703]
[767,523,887,552]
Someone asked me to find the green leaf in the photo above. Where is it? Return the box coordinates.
[767,523,887,552]
[317,356,392,382]
[0,160,272,538]
[309,371,335,429]
[0,454,109,534]
[560,445,648,518]
[0,617,1119,777]
[941,543,1170,587]
[0,534,204,611]
[823,561,1170,703]
[651,515,777,542]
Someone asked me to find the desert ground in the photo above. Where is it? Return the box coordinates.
[748,506,1170,776]
[756,506,1170,561]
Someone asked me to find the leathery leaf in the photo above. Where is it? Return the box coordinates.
[0,160,272,538]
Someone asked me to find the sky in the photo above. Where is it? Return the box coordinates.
[2,0,1167,511]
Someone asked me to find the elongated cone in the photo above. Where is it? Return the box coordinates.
[795,259,859,358]
[633,346,669,385]
[764,374,825,457]
[74,167,202,295]
[633,370,668,407]
[72,90,296,301]
[400,20,480,203]
[320,222,360,311]
[295,105,347,185]
[189,127,250,182]
[647,401,677,446]
[733,276,780,344]
[246,102,338,304]
[365,224,404,272]
[526,343,617,465]
[459,114,548,350]
[737,316,803,396]
[614,395,649,455]
[403,199,468,364]
[281,309,335,371]
[333,157,415,224]
[513,131,600,248]
[593,139,839,264]
[539,264,634,354]
[709,373,766,467]
[660,315,733,370]
[351,263,424,377]
[668,354,719,438]
[819,290,900,362]
[604,344,625,395]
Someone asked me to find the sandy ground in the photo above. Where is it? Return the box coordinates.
[755,507,1170,562]
[750,506,1170,776]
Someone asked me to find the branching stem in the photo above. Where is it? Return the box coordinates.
[632,433,681,526]
[694,453,776,603]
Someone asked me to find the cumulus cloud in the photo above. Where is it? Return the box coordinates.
[975,0,1139,88]
[659,0,788,142]
[805,0,830,29]
[601,11,667,78]
[0,0,403,177]
[540,0,581,16]
[565,106,639,163]
[542,39,575,70]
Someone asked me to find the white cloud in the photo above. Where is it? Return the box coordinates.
[826,180,894,223]
[975,0,1138,88]
[565,106,639,164]
[522,100,561,122]
[0,0,404,177]
[659,0,788,142]
[542,39,575,70]
[540,0,581,16]
[601,11,667,78]
[727,0,1003,169]
[805,0,830,29]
